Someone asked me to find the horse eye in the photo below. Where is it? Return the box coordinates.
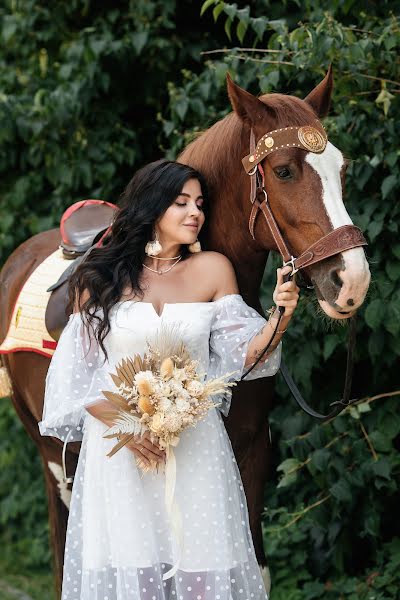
[274,166,292,180]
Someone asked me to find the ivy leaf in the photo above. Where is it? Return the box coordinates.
[223,4,238,20]
[381,174,397,200]
[372,458,391,480]
[175,97,189,121]
[385,300,400,335]
[376,87,395,116]
[2,16,17,43]
[132,31,148,55]
[369,431,393,452]
[200,0,217,17]
[357,402,371,414]
[277,458,301,474]
[386,260,400,282]
[330,479,352,503]
[213,3,224,22]
[276,458,300,487]
[323,334,341,361]
[237,20,247,43]
[367,219,383,241]
[364,512,380,537]
[391,243,400,259]
[277,472,298,488]
[252,17,267,40]
[349,406,360,420]
[224,16,233,41]
[311,448,330,472]
[364,299,383,330]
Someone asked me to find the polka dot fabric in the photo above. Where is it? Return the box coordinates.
[208,294,281,416]
[39,312,111,443]
[40,295,281,599]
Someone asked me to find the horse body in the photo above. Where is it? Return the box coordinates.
[0,70,370,593]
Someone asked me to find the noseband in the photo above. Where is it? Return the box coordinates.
[240,120,368,421]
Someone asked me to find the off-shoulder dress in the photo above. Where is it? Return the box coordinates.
[39,294,281,600]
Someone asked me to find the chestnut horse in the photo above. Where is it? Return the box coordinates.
[0,69,370,594]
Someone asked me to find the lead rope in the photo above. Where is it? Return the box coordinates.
[240,269,358,420]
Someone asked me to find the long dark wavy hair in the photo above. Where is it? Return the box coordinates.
[68,159,210,362]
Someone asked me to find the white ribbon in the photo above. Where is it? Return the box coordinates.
[162,444,184,581]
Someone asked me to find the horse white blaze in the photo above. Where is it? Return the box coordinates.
[305,142,370,313]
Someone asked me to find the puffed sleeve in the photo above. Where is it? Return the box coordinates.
[38,312,112,442]
[208,294,281,416]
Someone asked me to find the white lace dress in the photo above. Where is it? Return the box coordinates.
[39,294,281,600]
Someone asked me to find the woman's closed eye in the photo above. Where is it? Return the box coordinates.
[175,201,203,210]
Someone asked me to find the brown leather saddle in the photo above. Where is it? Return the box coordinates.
[45,200,118,341]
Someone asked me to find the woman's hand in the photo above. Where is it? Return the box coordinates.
[272,265,300,317]
[126,430,165,468]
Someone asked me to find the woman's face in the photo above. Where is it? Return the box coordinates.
[156,178,205,245]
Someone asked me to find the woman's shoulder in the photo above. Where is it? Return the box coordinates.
[191,251,239,298]
[191,250,235,272]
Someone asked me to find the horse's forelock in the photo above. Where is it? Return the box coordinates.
[258,93,318,128]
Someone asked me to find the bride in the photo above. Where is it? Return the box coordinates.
[39,159,299,600]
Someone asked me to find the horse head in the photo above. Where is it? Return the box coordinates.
[226,68,370,320]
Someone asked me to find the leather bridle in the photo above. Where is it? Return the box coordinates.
[240,123,368,421]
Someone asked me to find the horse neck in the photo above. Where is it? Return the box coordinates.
[208,190,270,306]
[179,119,270,307]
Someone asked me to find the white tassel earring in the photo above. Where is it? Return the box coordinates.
[145,230,163,257]
[188,239,202,253]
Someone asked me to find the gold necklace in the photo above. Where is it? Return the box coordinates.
[142,255,182,275]
[148,254,181,260]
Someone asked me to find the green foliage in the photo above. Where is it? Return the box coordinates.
[0,555,55,600]
[0,0,207,263]
[0,401,50,569]
[263,394,400,598]
[0,0,399,596]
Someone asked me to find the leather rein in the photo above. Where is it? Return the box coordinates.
[240,122,368,421]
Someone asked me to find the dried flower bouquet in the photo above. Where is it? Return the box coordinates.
[101,322,237,470]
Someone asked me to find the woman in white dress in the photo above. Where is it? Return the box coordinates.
[39,159,299,600]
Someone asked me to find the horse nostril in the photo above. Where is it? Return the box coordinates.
[347,298,355,307]
[330,270,342,288]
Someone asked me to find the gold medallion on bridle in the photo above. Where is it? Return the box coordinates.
[298,126,326,153]
[264,136,274,148]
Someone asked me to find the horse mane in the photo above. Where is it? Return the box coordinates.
[178,112,243,191]
[178,93,318,190]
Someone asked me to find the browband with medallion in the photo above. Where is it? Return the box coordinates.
[242,120,328,174]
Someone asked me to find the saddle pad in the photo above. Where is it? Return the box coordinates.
[0,248,74,358]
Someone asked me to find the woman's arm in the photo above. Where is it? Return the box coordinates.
[245,265,299,366]
[86,401,166,467]
[210,257,300,368]
[72,291,165,466]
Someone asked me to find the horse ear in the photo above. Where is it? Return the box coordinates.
[304,65,333,118]
[226,72,273,126]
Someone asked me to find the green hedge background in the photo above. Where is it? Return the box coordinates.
[0,1,399,598]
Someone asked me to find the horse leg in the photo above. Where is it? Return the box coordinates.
[37,439,79,596]
[40,453,70,595]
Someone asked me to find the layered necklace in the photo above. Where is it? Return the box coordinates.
[142,254,182,275]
